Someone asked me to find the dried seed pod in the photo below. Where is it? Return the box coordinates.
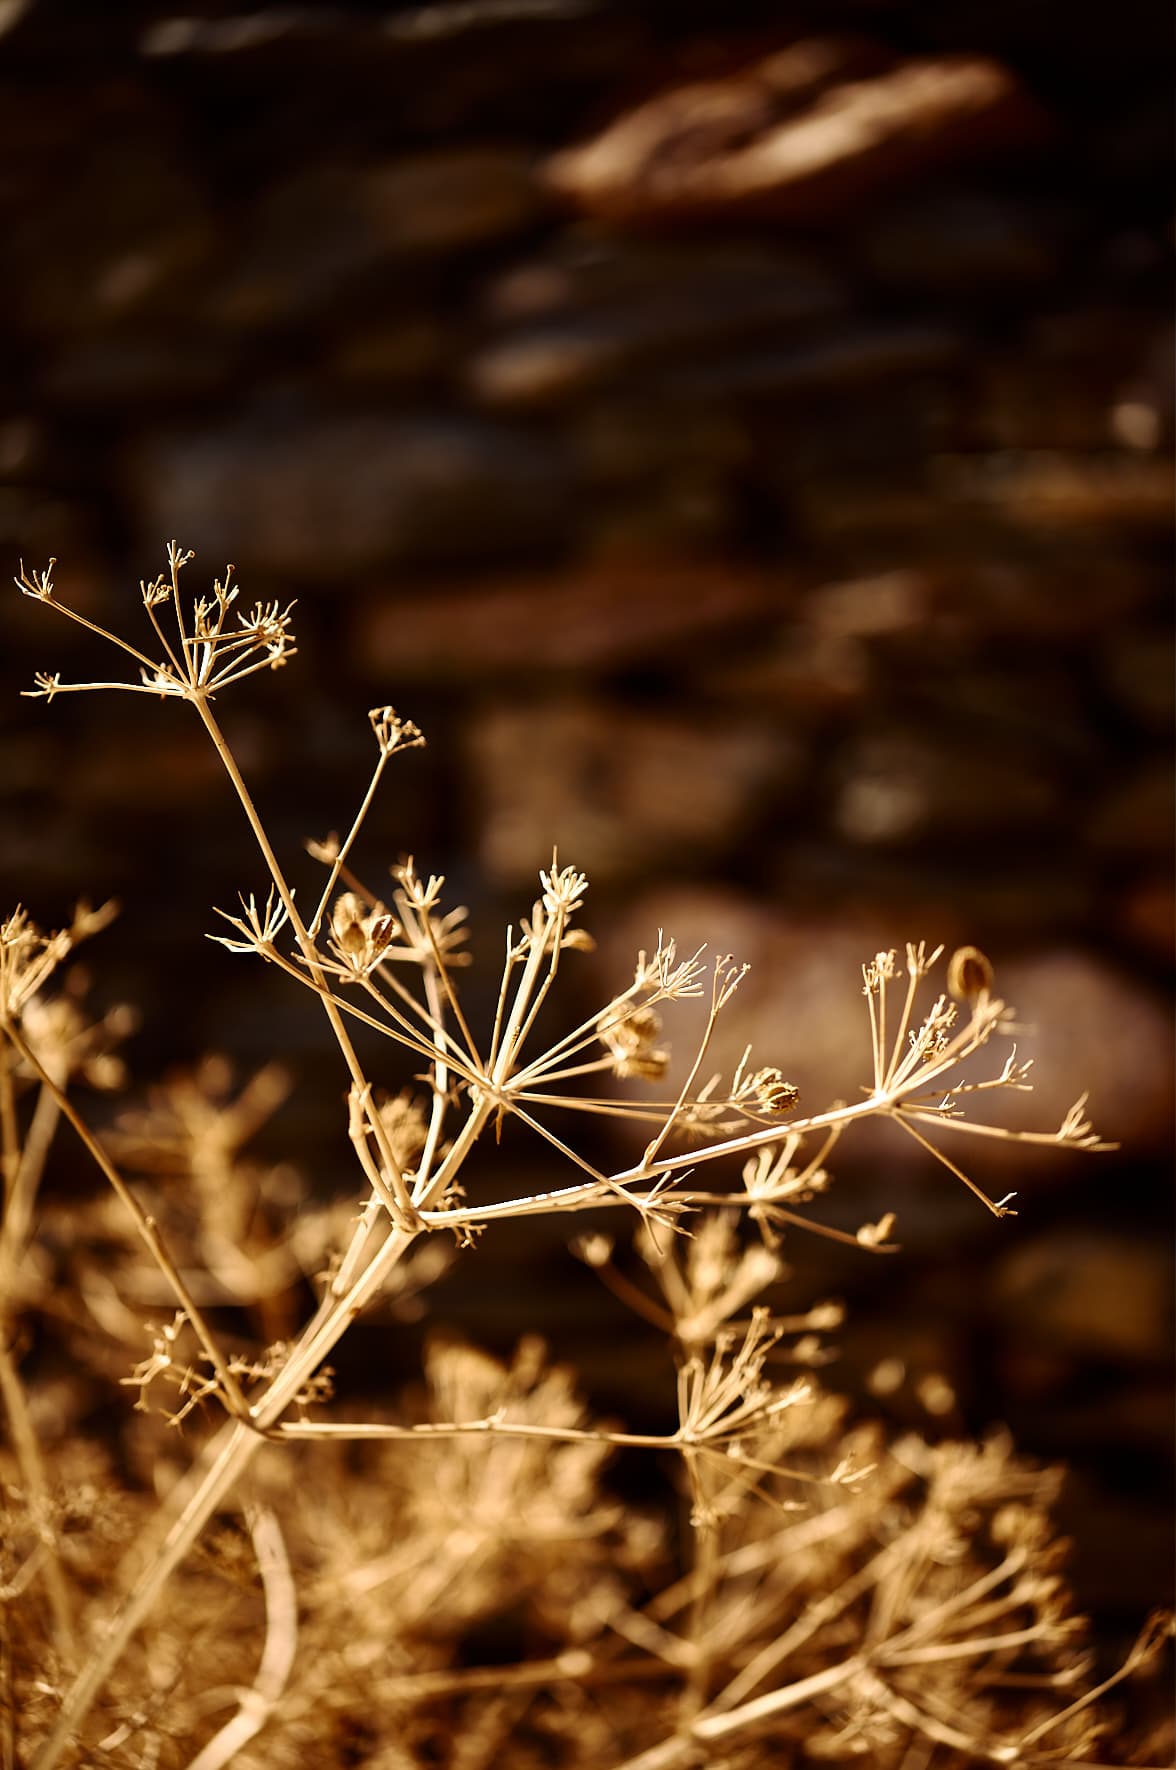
[948,944,994,1002]
[330,893,365,950]
[328,893,399,971]
[367,915,396,960]
[749,1067,799,1115]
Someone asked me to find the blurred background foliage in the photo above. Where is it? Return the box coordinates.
[1,0,1171,1649]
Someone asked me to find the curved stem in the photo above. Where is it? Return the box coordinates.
[181,1505,296,1770]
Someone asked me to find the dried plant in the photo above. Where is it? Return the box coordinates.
[1,547,1170,1769]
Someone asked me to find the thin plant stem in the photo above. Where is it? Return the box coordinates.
[0,1614,12,1770]
[890,1112,1014,1216]
[881,967,921,1088]
[416,902,483,1076]
[900,1107,1116,1150]
[490,907,565,1085]
[507,977,645,1091]
[0,1079,59,1284]
[307,753,393,939]
[193,695,430,1227]
[614,1657,867,1770]
[0,1049,18,1231]
[1015,1612,1173,1751]
[143,598,186,686]
[0,1337,76,1663]
[865,976,883,1091]
[345,1085,412,1227]
[413,964,452,1194]
[682,1470,718,1718]
[356,971,477,1076]
[879,1624,1068,1667]
[879,1548,1027,1655]
[497,906,568,1074]
[29,1419,257,1770]
[35,1194,412,1770]
[181,1505,297,1770]
[258,946,461,1074]
[714,1534,901,1713]
[16,589,163,679]
[0,1021,249,1421]
[278,1418,677,1451]
[642,964,733,1169]
[381,1652,676,1699]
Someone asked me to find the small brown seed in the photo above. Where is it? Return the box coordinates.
[948,944,994,1001]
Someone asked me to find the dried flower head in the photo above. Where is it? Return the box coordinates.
[327,892,399,976]
[369,704,425,758]
[597,1003,670,1080]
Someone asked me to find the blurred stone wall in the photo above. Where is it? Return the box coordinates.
[1,2,1171,1631]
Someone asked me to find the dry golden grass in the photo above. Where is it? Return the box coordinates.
[2,547,1170,1768]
